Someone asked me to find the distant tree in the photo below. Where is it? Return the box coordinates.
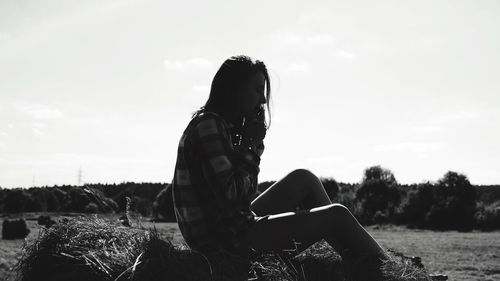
[320,178,340,201]
[0,187,5,211]
[81,186,117,213]
[474,200,500,230]
[475,185,500,204]
[425,171,476,231]
[3,189,32,213]
[51,187,67,205]
[29,188,60,212]
[397,182,434,227]
[152,184,175,222]
[45,189,61,211]
[25,192,42,212]
[335,183,357,210]
[63,187,91,213]
[362,165,397,185]
[110,182,164,212]
[355,165,401,224]
[130,196,153,217]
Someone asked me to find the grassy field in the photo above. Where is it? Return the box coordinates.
[1,213,499,281]
[366,225,500,281]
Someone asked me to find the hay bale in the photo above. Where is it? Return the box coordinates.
[2,219,30,240]
[293,240,345,281]
[13,216,437,281]
[13,217,213,281]
[252,241,437,281]
[37,215,56,228]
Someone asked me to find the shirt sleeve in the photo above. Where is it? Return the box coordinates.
[191,115,259,206]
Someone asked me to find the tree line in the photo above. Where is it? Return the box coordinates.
[1,166,499,231]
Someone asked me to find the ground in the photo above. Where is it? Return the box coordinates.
[1,213,499,281]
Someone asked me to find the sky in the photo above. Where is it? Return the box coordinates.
[0,0,499,188]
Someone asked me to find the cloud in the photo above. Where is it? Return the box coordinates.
[372,142,445,153]
[0,131,8,137]
[163,57,214,72]
[15,103,64,120]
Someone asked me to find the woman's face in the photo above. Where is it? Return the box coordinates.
[235,72,266,118]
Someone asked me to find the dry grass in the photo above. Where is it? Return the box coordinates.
[14,216,146,281]
[2,215,498,281]
[7,215,437,281]
[13,216,217,281]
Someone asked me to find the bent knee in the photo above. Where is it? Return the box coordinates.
[288,168,317,181]
[324,203,351,217]
[309,203,353,223]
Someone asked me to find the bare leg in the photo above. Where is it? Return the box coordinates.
[251,169,332,216]
[247,205,386,257]
[249,169,387,259]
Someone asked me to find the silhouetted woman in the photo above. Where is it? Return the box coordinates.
[172,55,389,280]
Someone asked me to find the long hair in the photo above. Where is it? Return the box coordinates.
[192,55,272,129]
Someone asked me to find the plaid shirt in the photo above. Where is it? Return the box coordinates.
[172,111,263,255]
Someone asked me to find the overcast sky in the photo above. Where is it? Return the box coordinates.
[1,0,499,188]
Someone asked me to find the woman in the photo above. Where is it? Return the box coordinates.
[172,55,389,280]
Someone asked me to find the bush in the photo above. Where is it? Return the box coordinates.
[474,201,500,230]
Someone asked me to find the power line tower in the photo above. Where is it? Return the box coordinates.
[77,168,83,186]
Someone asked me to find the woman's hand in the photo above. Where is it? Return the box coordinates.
[243,107,266,141]
[241,116,266,151]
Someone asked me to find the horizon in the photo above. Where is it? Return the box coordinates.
[1,0,499,188]
[3,167,500,189]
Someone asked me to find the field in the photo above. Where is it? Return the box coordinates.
[1,213,499,281]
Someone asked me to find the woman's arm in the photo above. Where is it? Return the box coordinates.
[192,116,259,206]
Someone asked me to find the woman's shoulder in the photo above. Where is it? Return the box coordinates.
[190,111,230,130]
[186,111,231,139]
